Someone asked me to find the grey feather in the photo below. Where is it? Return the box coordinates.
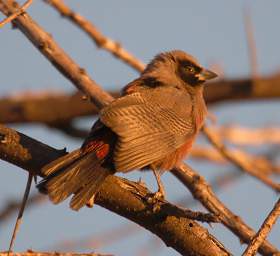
[100,86,195,172]
[70,167,111,211]
[41,149,82,176]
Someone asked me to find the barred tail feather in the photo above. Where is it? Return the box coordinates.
[70,167,111,211]
[37,149,112,211]
[41,149,82,176]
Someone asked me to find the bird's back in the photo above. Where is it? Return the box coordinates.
[100,86,205,172]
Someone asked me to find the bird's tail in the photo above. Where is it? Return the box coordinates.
[37,142,112,211]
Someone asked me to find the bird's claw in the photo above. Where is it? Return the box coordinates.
[153,190,165,201]
[147,188,165,213]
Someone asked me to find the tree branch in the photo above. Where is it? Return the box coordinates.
[0,193,46,225]
[0,124,229,256]
[0,1,112,109]
[2,72,280,124]
[242,197,280,256]
[171,165,279,256]
[43,0,145,72]
[202,126,280,192]
[0,0,32,28]
[0,251,111,256]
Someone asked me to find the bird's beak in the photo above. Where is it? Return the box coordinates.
[197,69,218,82]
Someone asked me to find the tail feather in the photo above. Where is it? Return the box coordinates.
[37,147,112,210]
[70,167,111,211]
[41,149,82,176]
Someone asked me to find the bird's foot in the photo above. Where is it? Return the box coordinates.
[151,190,165,213]
[153,188,165,201]
[147,188,165,213]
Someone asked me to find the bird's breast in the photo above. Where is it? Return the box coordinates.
[193,91,207,132]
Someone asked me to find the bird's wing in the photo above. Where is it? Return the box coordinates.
[100,87,195,172]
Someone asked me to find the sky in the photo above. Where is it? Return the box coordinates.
[0,1,280,255]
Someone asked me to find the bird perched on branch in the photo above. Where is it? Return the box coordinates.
[37,50,217,211]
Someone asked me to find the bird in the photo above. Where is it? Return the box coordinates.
[37,50,217,211]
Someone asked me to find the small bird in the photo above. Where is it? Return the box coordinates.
[37,50,217,211]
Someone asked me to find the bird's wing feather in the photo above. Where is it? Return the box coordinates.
[100,87,194,172]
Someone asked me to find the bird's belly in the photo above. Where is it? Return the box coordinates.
[151,139,194,172]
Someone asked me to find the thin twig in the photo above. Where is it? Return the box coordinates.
[191,145,280,175]
[0,0,113,109]
[242,197,280,256]
[214,125,280,146]
[171,164,279,255]
[43,0,145,72]
[0,193,46,225]
[8,173,33,254]
[244,7,259,79]
[0,0,32,28]
[48,224,137,251]
[202,126,280,192]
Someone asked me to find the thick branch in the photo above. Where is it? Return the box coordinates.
[0,251,110,256]
[44,0,145,72]
[171,165,279,256]
[2,72,280,124]
[0,1,112,109]
[204,74,280,103]
[0,124,65,172]
[0,124,229,256]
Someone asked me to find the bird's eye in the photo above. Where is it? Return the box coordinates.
[186,66,195,73]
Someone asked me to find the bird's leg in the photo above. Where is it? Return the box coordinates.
[152,168,165,200]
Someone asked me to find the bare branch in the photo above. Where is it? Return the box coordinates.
[43,0,145,72]
[244,7,259,79]
[204,73,280,103]
[171,164,279,256]
[0,1,113,109]
[0,0,32,28]
[2,71,280,125]
[8,172,33,254]
[242,198,280,256]
[0,124,66,172]
[213,125,280,146]
[0,193,46,225]
[49,224,138,251]
[0,124,230,255]
[0,251,111,256]
[202,126,280,192]
[191,145,280,175]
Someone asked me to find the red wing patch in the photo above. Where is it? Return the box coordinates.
[83,141,110,159]
[96,143,109,159]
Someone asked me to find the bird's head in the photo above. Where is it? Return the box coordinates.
[142,50,217,91]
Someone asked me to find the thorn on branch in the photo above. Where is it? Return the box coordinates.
[79,68,87,75]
